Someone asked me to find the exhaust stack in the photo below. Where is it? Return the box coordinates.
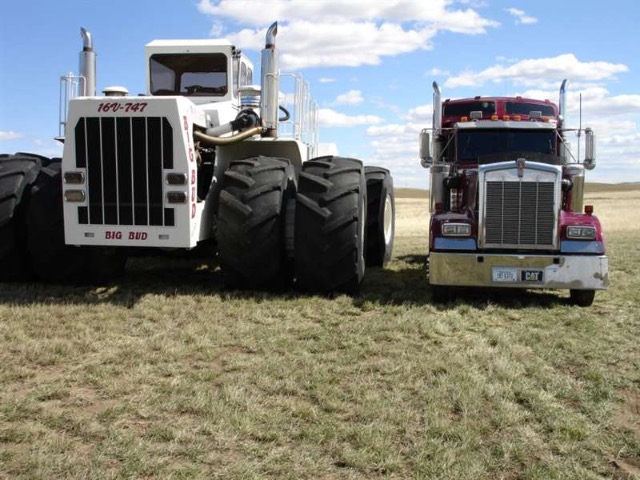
[79,27,96,97]
[559,79,567,123]
[432,81,442,132]
[260,22,279,137]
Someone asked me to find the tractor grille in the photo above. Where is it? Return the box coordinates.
[74,116,174,226]
[484,181,555,247]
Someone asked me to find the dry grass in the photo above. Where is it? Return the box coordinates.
[0,189,639,479]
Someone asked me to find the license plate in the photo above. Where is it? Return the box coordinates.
[521,269,543,283]
[492,267,517,282]
[492,267,544,283]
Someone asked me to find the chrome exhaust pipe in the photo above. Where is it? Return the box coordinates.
[79,27,96,97]
[260,22,279,137]
[432,81,442,131]
[559,79,567,122]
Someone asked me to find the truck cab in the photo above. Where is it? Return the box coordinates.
[420,81,608,306]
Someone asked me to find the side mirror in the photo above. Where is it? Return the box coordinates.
[583,127,596,170]
[419,129,433,168]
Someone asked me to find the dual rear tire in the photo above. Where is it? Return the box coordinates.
[217,156,395,295]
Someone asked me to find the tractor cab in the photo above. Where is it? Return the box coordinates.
[145,39,254,107]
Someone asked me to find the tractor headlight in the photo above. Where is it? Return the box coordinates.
[64,171,85,184]
[442,223,471,237]
[566,226,596,240]
[166,191,188,204]
[64,190,86,202]
[166,173,188,185]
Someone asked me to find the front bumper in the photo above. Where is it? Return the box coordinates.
[428,252,608,290]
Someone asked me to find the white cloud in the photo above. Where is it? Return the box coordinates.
[318,108,383,126]
[334,90,364,106]
[0,131,23,141]
[197,0,499,68]
[445,54,628,88]
[505,7,537,24]
[318,78,336,83]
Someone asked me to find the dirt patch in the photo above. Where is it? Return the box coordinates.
[610,388,640,479]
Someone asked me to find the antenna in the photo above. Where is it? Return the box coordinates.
[577,93,582,161]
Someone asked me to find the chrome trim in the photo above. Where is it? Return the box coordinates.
[428,252,608,290]
[479,161,561,250]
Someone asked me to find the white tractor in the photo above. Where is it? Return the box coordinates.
[0,23,395,293]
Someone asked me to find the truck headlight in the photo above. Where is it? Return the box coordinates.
[442,223,471,237]
[566,226,596,240]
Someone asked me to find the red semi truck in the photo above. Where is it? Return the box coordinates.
[420,80,608,306]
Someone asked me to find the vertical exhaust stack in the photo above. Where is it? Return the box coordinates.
[260,22,279,137]
[432,81,442,132]
[558,79,567,124]
[79,27,96,97]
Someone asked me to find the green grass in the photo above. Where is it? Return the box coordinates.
[1,209,639,479]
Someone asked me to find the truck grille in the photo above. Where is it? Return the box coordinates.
[484,181,555,247]
[74,116,174,226]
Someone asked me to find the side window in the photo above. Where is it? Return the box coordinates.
[240,63,247,87]
[233,57,239,97]
[247,67,253,85]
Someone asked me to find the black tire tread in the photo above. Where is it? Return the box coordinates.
[365,166,394,267]
[0,154,42,281]
[217,156,293,289]
[294,156,366,294]
[27,162,126,283]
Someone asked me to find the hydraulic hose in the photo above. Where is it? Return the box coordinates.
[194,126,264,146]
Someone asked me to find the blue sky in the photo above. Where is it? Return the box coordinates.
[1,0,639,188]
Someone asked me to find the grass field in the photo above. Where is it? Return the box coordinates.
[1,189,639,479]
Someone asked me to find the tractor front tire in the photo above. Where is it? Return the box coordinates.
[0,154,41,281]
[294,156,366,295]
[27,162,126,283]
[217,156,295,289]
[364,166,394,267]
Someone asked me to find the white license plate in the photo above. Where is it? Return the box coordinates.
[492,267,518,282]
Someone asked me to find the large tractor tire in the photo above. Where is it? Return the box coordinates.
[294,156,366,294]
[0,154,41,281]
[364,166,394,267]
[217,156,295,289]
[27,162,126,283]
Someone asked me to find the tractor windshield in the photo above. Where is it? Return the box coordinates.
[150,53,228,96]
[456,129,560,165]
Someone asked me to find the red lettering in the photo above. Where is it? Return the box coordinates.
[105,231,122,240]
[128,231,148,241]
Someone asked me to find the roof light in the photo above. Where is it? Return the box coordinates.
[503,115,510,121]
[491,115,499,121]
[461,116,468,122]
[513,115,521,121]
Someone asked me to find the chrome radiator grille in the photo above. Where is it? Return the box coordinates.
[484,181,555,247]
[74,116,174,227]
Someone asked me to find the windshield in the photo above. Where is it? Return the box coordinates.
[150,53,228,96]
[456,129,559,164]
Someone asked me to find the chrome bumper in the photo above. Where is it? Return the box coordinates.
[429,252,609,290]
